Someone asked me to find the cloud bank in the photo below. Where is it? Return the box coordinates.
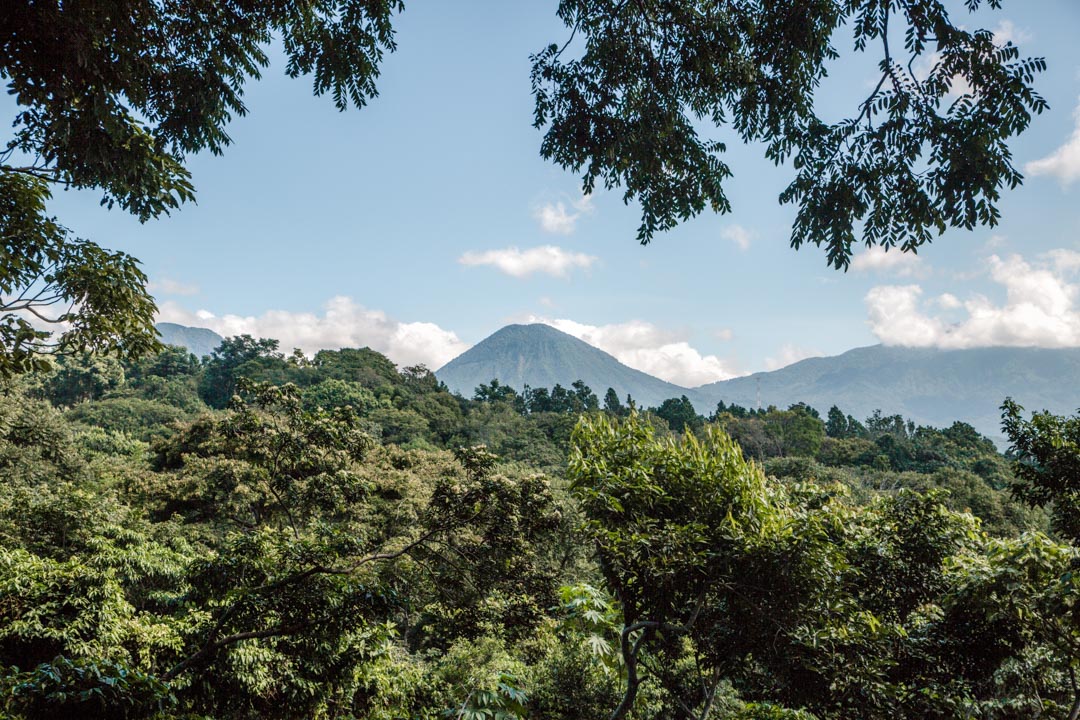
[527,316,740,386]
[866,251,1080,348]
[1025,98,1080,186]
[459,245,597,278]
[158,296,468,369]
[851,246,927,277]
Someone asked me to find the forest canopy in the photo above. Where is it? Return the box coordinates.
[1,337,1078,718]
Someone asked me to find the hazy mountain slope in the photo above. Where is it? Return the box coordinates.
[436,323,688,407]
[155,322,223,359]
[688,345,1080,443]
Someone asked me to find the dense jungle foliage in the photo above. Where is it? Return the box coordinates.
[1,337,1078,719]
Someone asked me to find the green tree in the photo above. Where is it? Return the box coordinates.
[130,345,199,381]
[572,380,601,412]
[569,412,783,718]
[568,411,1068,718]
[302,377,380,414]
[532,0,1046,266]
[652,394,703,434]
[1,1,403,374]
[38,352,125,407]
[764,405,826,458]
[1002,398,1080,542]
[603,387,627,416]
[475,378,527,414]
[825,405,848,438]
[198,335,284,409]
[0,177,160,376]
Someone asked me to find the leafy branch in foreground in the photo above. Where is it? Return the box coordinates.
[0,0,403,374]
[532,0,1047,267]
[0,173,159,376]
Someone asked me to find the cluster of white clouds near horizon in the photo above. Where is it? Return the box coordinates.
[158,89,1080,387]
[156,245,1080,387]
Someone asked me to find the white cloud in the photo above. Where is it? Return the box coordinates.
[866,251,1080,348]
[992,20,1032,47]
[535,202,576,234]
[149,277,200,296]
[534,194,593,234]
[720,224,753,250]
[936,293,963,310]
[1047,249,1080,273]
[1025,98,1080,186]
[850,246,927,277]
[157,296,468,369]
[714,328,734,342]
[458,245,597,278]
[764,344,821,371]
[525,316,741,386]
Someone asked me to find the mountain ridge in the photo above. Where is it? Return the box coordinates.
[155,322,223,359]
[154,320,1080,443]
[437,324,1080,443]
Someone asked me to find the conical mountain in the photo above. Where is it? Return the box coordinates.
[436,323,687,407]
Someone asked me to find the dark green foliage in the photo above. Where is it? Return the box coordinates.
[603,387,628,416]
[35,353,125,407]
[1003,398,1080,542]
[198,335,284,409]
[129,345,200,381]
[524,382,598,414]
[532,0,1045,266]
[0,342,1074,719]
[65,398,188,442]
[475,379,526,411]
[1,656,174,720]
[651,395,702,434]
[825,405,867,439]
[0,174,160,377]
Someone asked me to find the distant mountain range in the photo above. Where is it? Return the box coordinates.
[153,320,1080,443]
[155,322,223,359]
[436,323,1080,443]
[686,345,1080,444]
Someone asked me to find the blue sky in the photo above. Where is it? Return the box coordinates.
[13,1,1080,387]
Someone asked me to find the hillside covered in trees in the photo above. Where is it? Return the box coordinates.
[4,335,1080,719]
